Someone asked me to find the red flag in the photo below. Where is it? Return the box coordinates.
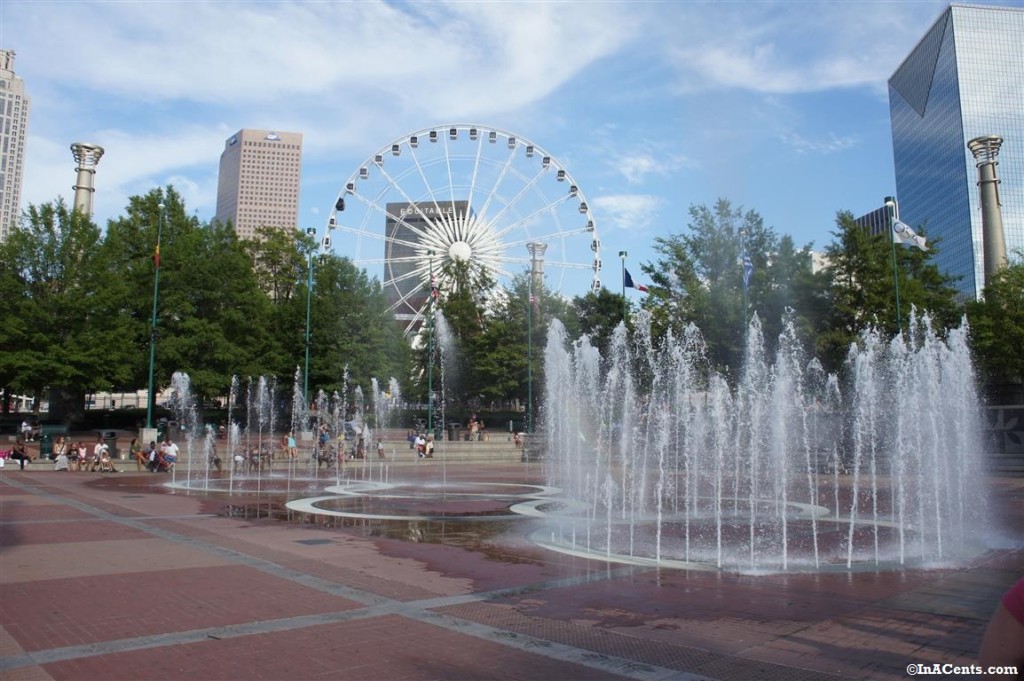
[430,274,438,301]
[529,294,540,314]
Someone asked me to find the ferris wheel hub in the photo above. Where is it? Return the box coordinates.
[448,241,473,262]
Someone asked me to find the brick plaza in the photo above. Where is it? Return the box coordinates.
[1,462,1021,681]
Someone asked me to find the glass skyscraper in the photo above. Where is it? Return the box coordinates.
[889,3,1023,299]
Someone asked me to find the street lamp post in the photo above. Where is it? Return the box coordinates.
[525,242,546,435]
[145,202,166,438]
[739,229,748,326]
[426,250,436,435]
[619,251,627,320]
[885,197,903,333]
[303,228,317,404]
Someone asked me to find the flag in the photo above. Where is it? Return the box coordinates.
[153,244,160,269]
[742,250,753,292]
[892,218,928,251]
[529,293,540,314]
[623,268,649,293]
[430,274,439,301]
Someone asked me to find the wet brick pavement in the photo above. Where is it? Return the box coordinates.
[1,464,1021,680]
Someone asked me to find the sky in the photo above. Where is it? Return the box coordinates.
[3,0,1019,298]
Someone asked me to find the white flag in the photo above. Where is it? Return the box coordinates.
[892,218,928,251]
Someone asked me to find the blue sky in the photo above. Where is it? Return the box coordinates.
[4,0,1018,297]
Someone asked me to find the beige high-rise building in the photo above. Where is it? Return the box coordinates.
[0,49,30,242]
[215,129,302,240]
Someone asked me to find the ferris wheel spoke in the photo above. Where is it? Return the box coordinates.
[491,194,578,242]
[501,224,593,248]
[385,268,431,294]
[334,222,422,251]
[442,133,458,210]
[406,144,462,246]
[344,190,434,244]
[467,132,485,211]
[475,140,519,224]
[372,161,459,246]
[538,260,595,270]
[480,165,552,230]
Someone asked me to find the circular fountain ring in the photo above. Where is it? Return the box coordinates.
[286,481,562,522]
[509,494,960,574]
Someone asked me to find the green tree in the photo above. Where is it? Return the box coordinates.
[307,254,409,400]
[104,187,274,404]
[243,225,308,303]
[571,287,628,359]
[641,198,779,376]
[817,211,961,372]
[435,259,490,406]
[967,260,1024,401]
[0,199,133,421]
[758,235,829,350]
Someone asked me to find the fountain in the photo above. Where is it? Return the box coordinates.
[164,368,407,497]
[533,312,995,573]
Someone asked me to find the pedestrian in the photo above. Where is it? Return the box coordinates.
[54,449,70,471]
[92,435,109,472]
[160,437,179,470]
[130,437,144,470]
[147,441,158,472]
[377,439,386,459]
[208,444,222,472]
[10,440,32,469]
[53,435,67,463]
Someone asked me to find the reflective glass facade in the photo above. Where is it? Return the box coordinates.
[889,4,1024,299]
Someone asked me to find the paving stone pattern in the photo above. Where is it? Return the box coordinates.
[1,467,1021,681]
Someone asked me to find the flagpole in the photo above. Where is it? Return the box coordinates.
[527,275,533,435]
[303,227,316,404]
[145,201,165,432]
[885,196,903,335]
[740,229,748,327]
[619,251,627,321]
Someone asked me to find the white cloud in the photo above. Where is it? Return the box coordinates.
[654,1,951,94]
[7,1,640,224]
[778,131,859,155]
[611,150,691,185]
[592,194,663,232]
[11,2,636,118]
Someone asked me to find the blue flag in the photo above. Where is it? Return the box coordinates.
[742,251,753,292]
[624,268,649,293]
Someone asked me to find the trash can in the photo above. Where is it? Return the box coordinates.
[40,433,54,459]
[446,423,462,441]
[104,436,119,459]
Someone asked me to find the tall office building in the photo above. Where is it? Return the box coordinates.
[215,129,302,240]
[888,3,1024,300]
[0,49,30,242]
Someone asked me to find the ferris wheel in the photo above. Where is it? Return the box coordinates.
[323,124,602,336]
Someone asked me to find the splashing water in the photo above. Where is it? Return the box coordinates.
[541,312,994,573]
